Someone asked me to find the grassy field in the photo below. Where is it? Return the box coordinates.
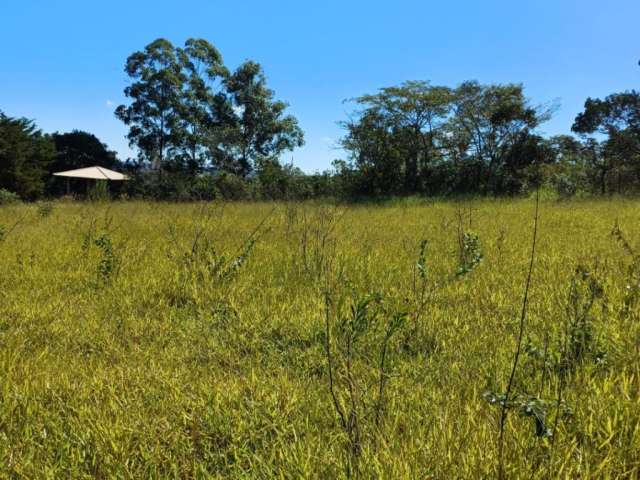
[0,198,639,478]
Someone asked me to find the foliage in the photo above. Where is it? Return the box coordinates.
[610,221,640,318]
[120,167,342,201]
[175,38,228,173]
[36,201,54,218]
[572,90,640,194]
[456,231,483,277]
[93,231,120,286]
[323,289,407,472]
[5,64,640,202]
[0,188,20,204]
[48,130,121,195]
[87,180,111,202]
[116,38,304,176]
[340,81,453,194]
[560,265,605,373]
[50,130,120,172]
[220,61,305,176]
[340,81,554,196]
[212,172,251,200]
[0,111,55,199]
[115,38,186,170]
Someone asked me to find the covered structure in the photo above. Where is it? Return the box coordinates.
[52,166,129,195]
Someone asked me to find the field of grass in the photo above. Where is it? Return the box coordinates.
[0,198,639,478]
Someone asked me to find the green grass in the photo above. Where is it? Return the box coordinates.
[0,198,639,478]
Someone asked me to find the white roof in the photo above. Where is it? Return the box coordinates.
[53,166,129,181]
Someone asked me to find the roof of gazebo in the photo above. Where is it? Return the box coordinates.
[52,166,129,181]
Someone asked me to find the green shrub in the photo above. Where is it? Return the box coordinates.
[189,174,219,201]
[0,188,20,205]
[88,180,111,201]
[214,172,251,200]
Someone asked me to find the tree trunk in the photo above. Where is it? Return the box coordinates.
[617,171,622,194]
[404,150,419,194]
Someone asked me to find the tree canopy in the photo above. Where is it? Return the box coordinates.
[572,91,640,194]
[0,111,55,200]
[47,130,121,195]
[339,81,553,196]
[50,130,119,172]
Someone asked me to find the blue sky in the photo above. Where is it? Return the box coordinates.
[1,0,639,172]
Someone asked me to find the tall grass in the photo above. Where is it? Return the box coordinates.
[0,198,638,478]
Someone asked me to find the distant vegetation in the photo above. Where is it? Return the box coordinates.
[1,38,639,201]
[0,120,119,200]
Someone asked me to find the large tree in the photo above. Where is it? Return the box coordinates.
[339,82,454,194]
[50,130,119,171]
[339,80,551,195]
[219,61,304,177]
[572,91,640,141]
[0,111,55,199]
[447,81,551,192]
[115,38,185,171]
[497,132,554,193]
[116,39,303,177]
[175,38,228,173]
[340,109,408,195]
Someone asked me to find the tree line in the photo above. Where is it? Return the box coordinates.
[1,38,639,201]
[0,119,119,200]
[337,80,640,197]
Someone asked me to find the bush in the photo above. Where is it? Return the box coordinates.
[214,172,251,200]
[0,189,20,205]
[123,171,254,201]
[189,174,219,201]
[123,171,189,200]
[88,181,111,201]
[553,174,578,199]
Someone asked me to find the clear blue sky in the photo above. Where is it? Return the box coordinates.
[1,0,638,172]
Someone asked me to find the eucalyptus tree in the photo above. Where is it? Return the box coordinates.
[175,38,229,173]
[220,61,304,177]
[117,40,304,177]
[115,38,186,171]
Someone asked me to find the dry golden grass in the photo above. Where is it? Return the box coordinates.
[0,198,639,478]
